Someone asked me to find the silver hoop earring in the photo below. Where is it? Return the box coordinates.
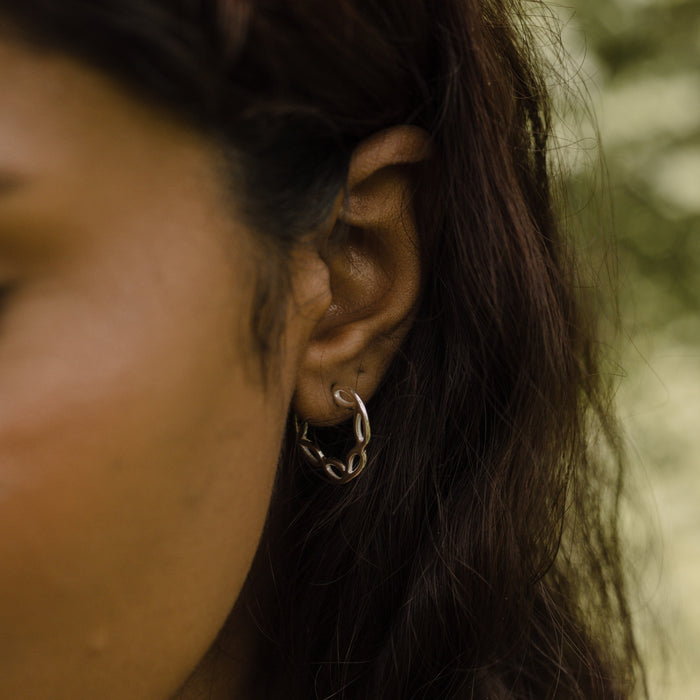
[296,386,371,484]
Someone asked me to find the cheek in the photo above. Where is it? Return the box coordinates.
[0,260,284,697]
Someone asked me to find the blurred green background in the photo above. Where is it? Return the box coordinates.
[550,0,700,695]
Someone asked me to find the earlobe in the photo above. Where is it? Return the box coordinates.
[292,125,431,426]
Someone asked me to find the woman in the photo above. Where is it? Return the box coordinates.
[0,1,646,698]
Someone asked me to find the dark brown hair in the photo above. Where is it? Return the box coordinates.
[0,1,646,697]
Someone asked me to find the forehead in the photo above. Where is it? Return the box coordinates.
[0,39,211,178]
[0,39,241,258]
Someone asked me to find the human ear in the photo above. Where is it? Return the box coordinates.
[292,125,430,425]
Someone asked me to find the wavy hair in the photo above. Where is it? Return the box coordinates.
[1,1,646,697]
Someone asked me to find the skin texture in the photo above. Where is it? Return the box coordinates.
[0,40,426,699]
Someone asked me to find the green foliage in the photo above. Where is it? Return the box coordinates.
[562,0,700,336]
[553,1,700,695]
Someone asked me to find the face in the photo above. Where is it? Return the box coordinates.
[0,40,311,699]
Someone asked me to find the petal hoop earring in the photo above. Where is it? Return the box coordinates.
[296,386,371,484]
